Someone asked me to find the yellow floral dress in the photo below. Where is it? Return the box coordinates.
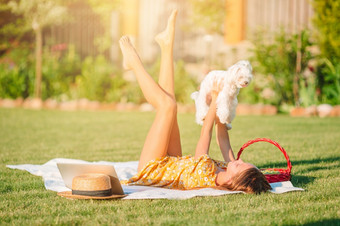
[121,154,228,190]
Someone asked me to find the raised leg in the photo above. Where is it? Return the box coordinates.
[155,9,182,157]
[119,36,177,172]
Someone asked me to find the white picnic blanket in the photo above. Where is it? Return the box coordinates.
[7,158,304,199]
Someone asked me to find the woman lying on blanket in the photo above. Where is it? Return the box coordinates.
[119,10,271,194]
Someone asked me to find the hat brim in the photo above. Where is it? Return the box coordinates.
[57,191,127,200]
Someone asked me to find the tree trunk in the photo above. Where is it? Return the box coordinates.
[34,27,42,99]
[294,34,302,106]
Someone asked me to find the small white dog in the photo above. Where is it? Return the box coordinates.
[191,60,253,130]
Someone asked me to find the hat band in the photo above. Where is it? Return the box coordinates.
[72,189,113,197]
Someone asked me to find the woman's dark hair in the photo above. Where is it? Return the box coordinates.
[222,167,271,194]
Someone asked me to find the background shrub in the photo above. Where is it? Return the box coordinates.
[41,45,81,100]
[0,47,35,99]
[312,0,340,64]
[75,55,127,102]
[248,30,314,107]
[312,0,340,105]
[317,59,340,105]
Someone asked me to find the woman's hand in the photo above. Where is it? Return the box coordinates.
[211,90,218,100]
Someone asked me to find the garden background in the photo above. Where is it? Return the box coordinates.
[0,0,339,225]
[0,0,339,113]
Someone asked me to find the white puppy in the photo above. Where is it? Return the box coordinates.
[191,60,253,130]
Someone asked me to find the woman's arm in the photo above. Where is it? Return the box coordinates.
[194,92,218,159]
[215,118,235,162]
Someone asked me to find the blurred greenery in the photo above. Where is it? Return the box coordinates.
[0,0,33,54]
[248,30,314,107]
[312,0,340,64]
[75,55,126,102]
[0,45,198,104]
[0,47,35,99]
[6,0,69,98]
[312,0,340,105]
[41,45,81,100]
[7,0,67,31]
[0,0,339,107]
[317,59,340,105]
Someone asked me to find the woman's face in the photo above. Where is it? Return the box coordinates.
[226,159,256,180]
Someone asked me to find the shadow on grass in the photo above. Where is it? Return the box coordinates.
[257,156,340,186]
[290,175,316,187]
[302,218,340,226]
[258,155,340,170]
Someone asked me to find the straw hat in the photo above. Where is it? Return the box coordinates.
[57,173,126,200]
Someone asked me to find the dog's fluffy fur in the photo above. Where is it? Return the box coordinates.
[191,60,253,130]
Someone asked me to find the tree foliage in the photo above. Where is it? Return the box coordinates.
[0,0,32,54]
[6,0,68,98]
[7,0,67,31]
[312,0,340,64]
[311,0,340,105]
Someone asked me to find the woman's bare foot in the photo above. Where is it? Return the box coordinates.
[155,9,177,49]
[119,36,142,70]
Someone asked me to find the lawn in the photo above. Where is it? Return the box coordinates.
[0,108,339,225]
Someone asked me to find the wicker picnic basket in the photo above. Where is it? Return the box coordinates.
[236,138,292,183]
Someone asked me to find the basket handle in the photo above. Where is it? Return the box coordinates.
[236,138,292,174]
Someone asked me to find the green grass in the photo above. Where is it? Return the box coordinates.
[0,108,339,225]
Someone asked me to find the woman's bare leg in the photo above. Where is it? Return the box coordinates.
[155,9,182,157]
[119,36,176,171]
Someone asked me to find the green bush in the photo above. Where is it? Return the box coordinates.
[75,55,127,102]
[312,0,340,64]
[249,30,314,107]
[0,45,82,101]
[317,59,340,105]
[298,76,318,107]
[0,46,197,104]
[41,45,81,100]
[0,47,35,99]
[312,0,340,105]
